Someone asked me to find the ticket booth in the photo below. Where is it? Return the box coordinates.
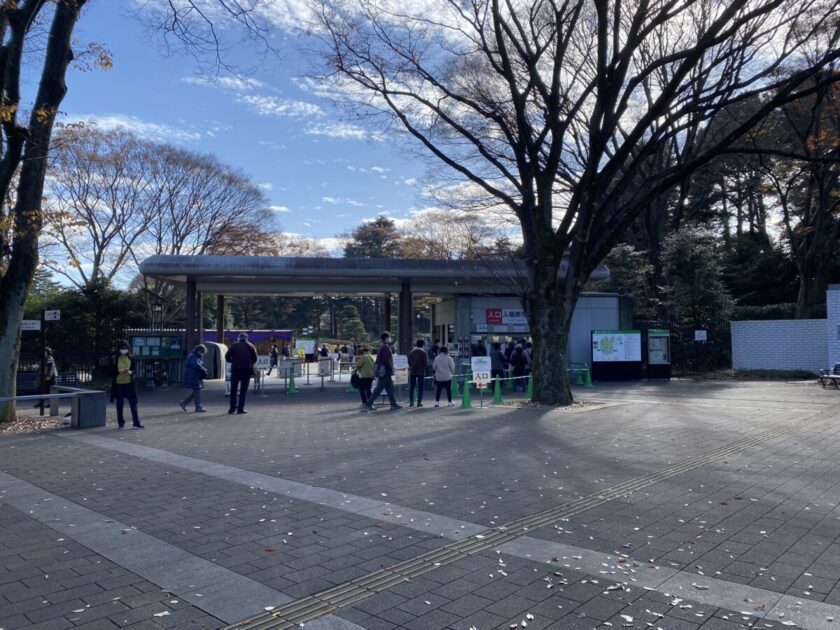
[647,329,672,380]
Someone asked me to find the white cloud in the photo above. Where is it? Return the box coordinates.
[62,114,203,142]
[322,196,364,207]
[305,122,381,141]
[259,182,275,190]
[183,74,265,91]
[402,178,418,186]
[268,205,289,213]
[237,94,322,118]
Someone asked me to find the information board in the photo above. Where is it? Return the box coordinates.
[393,355,409,370]
[255,355,271,370]
[295,339,315,355]
[591,330,642,362]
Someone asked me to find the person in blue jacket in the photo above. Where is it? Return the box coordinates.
[179,344,208,413]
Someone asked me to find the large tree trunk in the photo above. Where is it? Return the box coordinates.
[0,0,85,422]
[524,261,576,406]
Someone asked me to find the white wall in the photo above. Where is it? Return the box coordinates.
[436,294,621,365]
[827,285,840,366]
[731,320,827,372]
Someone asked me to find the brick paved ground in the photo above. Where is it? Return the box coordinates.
[0,377,836,629]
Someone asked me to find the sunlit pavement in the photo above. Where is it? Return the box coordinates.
[1,377,838,629]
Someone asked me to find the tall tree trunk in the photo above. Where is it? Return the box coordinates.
[0,0,85,422]
[524,260,575,406]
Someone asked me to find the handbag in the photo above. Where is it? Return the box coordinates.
[350,370,361,388]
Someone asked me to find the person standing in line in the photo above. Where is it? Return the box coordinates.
[319,343,329,358]
[111,341,143,429]
[510,344,528,392]
[432,346,456,407]
[267,344,279,375]
[354,347,375,407]
[366,331,401,411]
[225,332,258,414]
[179,344,208,413]
[489,342,507,382]
[281,344,291,360]
[408,339,428,407]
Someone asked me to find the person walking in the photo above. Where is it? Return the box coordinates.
[225,332,258,414]
[353,347,375,407]
[510,344,528,392]
[111,341,143,429]
[408,339,428,407]
[267,344,279,375]
[33,347,58,408]
[179,344,208,413]
[366,332,401,411]
[432,346,456,407]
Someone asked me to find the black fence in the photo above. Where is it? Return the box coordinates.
[634,320,732,376]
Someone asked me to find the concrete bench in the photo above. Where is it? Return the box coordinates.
[0,387,107,429]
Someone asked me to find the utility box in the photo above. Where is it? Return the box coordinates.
[647,329,672,380]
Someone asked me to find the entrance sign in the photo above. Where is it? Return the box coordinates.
[21,320,40,331]
[471,356,491,388]
[44,310,61,321]
[255,355,271,370]
[485,308,527,326]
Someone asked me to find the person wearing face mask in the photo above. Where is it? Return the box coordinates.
[365,331,401,411]
[180,344,208,413]
[111,341,143,429]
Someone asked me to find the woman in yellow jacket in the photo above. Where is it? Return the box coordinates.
[353,347,375,407]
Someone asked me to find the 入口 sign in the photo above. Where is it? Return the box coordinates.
[485,308,527,326]
[471,356,492,388]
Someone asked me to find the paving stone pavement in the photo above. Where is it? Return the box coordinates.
[0,378,837,629]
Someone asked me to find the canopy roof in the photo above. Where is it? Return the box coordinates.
[139,255,609,296]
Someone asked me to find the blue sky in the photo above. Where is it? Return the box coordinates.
[60,1,429,251]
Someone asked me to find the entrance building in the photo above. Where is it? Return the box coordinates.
[138,255,618,364]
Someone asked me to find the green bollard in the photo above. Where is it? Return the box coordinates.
[583,367,593,388]
[574,368,584,385]
[492,377,503,404]
[286,371,300,394]
[451,376,460,398]
[506,376,514,390]
[460,380,472,408]
[526,374,533,397]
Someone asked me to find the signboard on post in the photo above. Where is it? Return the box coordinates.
[21,320,40,331]
[393,355,408,371]
[591,330,643,381]
[255,355,271,370]
[44,310,61,321]
[471,356,492,388]
[295,339,315,355]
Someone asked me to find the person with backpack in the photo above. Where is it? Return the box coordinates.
[366,332,401,411]
[179,344,208,413]
[510,344,528,392]
[408,339,429,407]
[490,342,507,381]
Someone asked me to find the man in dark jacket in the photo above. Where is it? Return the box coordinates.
[225,332,258,414]
[408,339,428,407]
[366,331,401,411]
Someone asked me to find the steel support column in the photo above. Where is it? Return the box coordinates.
[185,279,196,355]
[383,294,392,335]
[197,291,204,346]
[216,295,225,343]
[399,281,412,355]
